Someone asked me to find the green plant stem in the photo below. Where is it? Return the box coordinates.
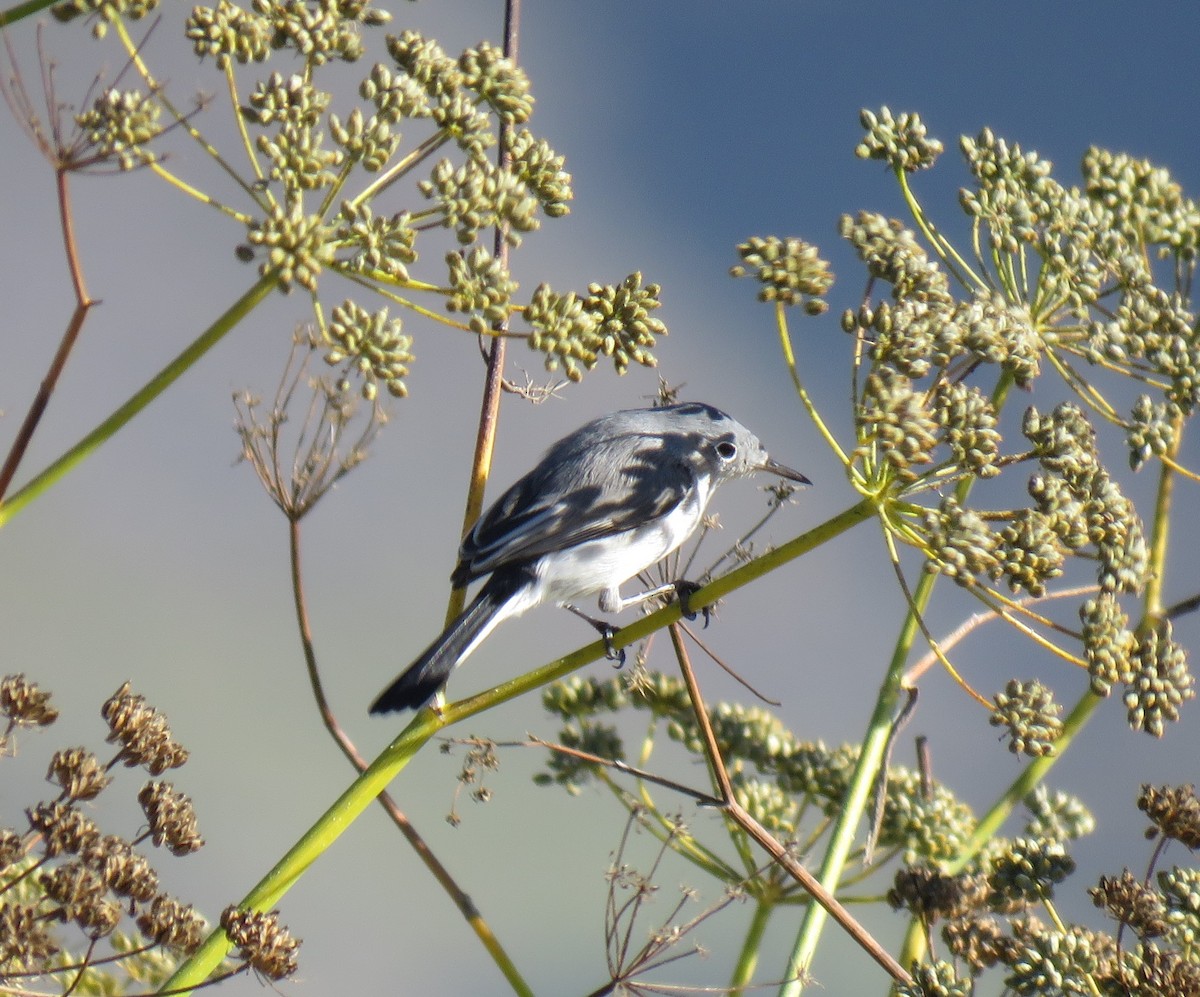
[781,565,936,997]
[945,690,1101,877]
[159,498,873,993]
[288,520,534,997]
[0,274,276,528]
[730,897,773,994]
[0,0,52,26]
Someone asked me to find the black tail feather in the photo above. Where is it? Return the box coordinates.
[369,571,525,714]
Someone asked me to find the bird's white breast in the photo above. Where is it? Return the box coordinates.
[534,471,713,605]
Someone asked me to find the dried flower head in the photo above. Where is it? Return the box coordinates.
[221,906,300,980]
[26,801,101,857]
[47,747,112,802]
[1,674,59,740]
[0,901,59,971]
[888,866,987,924]
[137,894,207,954]
[139,782,205,855]
[81,835,160,903]
[1138,784,1200,850]
[101,683,189,775]
[1089,870,1168,939]
[943,914,1006,972]
[40,862,121,937]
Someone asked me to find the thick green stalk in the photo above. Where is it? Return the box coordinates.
[0,275,276,527]
[0,0,52,26]
[781,562,935,996]
[159,498,874,992]
[779,354,1015,992]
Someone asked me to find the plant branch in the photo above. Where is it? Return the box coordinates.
[665,624,910,986]
[444,0,521,628]
[0,273,276,527]
[158,499,871,992]
[288,518,533,997]
[0,168,95,503]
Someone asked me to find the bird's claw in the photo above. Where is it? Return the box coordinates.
[673,580,711,628]
[599,624,627,668]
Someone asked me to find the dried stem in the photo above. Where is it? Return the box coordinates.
[446,0,522,627]
[665,624,911,986]
[0,156,96,503]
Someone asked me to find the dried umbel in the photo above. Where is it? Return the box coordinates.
[1138,784,1200,850]
[1,674,58,734]
[138,782,205,855]
[136,895,207,955]
[102,682,189,775]
[1089,870,1168,940]
[0,677,213,986]
[220,906,301,980]
[47,747,112,801]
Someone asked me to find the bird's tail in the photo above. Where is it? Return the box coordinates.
[369,571,527,714]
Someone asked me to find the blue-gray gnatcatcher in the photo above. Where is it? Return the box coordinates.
[370,402,809,714]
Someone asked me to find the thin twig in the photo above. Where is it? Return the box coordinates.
[521,734,724,806]
[0,164,95,503]
[677,621,782,707]
[903,583,1098,686]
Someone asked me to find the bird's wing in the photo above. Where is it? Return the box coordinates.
[454,436,694,583]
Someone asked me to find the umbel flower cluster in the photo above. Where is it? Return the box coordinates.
[0,676,300,987]
[51,0,667,394]
[734,108,1197,746]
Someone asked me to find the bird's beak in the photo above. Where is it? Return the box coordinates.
[758,457,811,485]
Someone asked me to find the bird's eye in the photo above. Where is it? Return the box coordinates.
[716,441,737,460]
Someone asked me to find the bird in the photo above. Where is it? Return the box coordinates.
[369,402,809,714]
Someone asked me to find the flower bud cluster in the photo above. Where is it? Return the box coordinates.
[856,107,943,173]
[325,299,414,399]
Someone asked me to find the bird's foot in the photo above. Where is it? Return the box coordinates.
[597,623,627,668]
[673,580,711,628]
[565,603,627,667]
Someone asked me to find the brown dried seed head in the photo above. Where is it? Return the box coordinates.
[220,905,301,980]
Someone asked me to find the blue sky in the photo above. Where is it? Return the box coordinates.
[1,1,1198,993]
